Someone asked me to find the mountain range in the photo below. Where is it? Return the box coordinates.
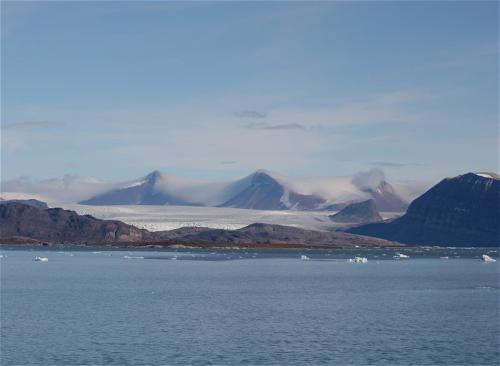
[1,169,422,212]
[1,172,498,247]
[47,169,414,211]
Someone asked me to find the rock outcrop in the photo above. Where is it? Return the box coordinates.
[0,202,152,244]
[156,223,401,248]
[329,199,383,224]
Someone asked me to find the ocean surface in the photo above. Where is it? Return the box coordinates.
[1,247,499,366]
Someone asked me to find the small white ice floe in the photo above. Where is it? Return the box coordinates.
[123,256,144,260]
[34,256,48,262]
[393,253,410,260]
[440,256,449,259]
[0,254,6,259]
[348,256,368,263]
[300,255,310,261]
[481,254,496,263]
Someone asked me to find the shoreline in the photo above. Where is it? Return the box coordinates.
[0,242,406,251]
[1,243,495,252]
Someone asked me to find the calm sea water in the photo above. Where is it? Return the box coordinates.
[1,248,499,366]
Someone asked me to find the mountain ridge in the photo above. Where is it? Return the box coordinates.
[346,173,500,246]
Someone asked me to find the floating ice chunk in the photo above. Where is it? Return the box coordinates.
[123,256,144,260]
[300,255,310,261]
[393,253,410,260]
[34,256,48,262]
[349,256,368,263]
[482,254,496,263]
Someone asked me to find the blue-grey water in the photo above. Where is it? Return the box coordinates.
[1,248,499,366]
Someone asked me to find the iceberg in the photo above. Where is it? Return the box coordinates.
[34,256,49,262]
[300,255,310,261]
[481,254,496,263]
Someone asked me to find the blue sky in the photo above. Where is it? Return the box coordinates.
[1,1,498,183]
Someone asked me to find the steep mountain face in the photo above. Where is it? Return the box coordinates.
[79,171,199,206]
[219,171,326,210]
[329,199,382,224]
[347,173,500,246]
[0,202,151,244]
[0,198,49,210]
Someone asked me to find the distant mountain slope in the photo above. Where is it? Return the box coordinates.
[329,199,382,224]
[362,180,409,212]
[350,170,409,211]
[347,173,500,246]
[219,171,326,210]
[80,171,199,206]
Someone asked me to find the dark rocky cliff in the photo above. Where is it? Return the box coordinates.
[347,173,500,246]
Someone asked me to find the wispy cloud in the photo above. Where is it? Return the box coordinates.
[244,122,305,130]
[2,121,65,130]
[369,161,423,168]
[235,110,267,119]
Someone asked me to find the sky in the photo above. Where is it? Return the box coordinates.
[1,1,498,183]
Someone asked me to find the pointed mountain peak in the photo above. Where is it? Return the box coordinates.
[253,169,272,176]
[145,170,162,182]
[250,170,280,185]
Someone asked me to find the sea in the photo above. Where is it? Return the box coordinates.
[1,247,499,366]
